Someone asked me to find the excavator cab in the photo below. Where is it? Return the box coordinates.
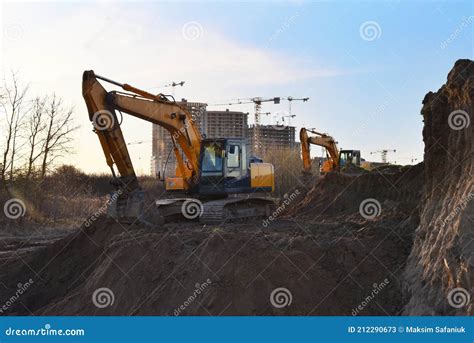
[198,138,274,195]
[339,150,361,168]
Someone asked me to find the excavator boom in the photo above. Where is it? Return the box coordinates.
[83,71,201,191]
[300,128,339,173]
[82,71,204,223]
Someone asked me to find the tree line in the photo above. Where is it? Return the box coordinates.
[0,72,78,191]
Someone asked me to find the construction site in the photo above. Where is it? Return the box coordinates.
[0,58,471,318]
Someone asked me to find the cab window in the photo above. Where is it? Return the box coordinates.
[202,142,224,173]
[227,144,240,168]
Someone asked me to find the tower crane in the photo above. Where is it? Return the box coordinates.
[286,96,309,116]
[148,80,185,97]
[370,149,396,163]
[274,114,296,126]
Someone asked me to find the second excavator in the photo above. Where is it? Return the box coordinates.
[300,128,361,174]
[82,71,277,224]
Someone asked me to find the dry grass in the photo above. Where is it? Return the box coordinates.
[1,166,111,230]
[0,165,168,232]
[261,147,303,196]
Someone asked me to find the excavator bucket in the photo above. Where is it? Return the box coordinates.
[107,190,144,222]
[108,189,165,225]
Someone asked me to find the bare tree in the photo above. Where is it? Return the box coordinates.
[0,74,77,184]
[1,72,28,188]
[39,94,77,178]
[25,96,47,178]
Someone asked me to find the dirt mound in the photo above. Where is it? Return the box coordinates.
[1,215,413,316]
[403,59,473,315]
[0,217,125,313]
[340,163,369,174]
[289,163,424,221]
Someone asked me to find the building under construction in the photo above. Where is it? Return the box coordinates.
[248,125,297,156]
[203,109,248,139]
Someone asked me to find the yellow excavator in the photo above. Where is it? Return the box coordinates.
[82,71,276,224]
[300,128,361,174]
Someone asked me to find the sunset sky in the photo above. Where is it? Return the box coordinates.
[1,0,472,174]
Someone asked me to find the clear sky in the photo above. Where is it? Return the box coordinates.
[1,0,472,174]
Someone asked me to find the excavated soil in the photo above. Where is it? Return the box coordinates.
[0,60,471,316]
[0,164,424,316]
[403,59,473,315]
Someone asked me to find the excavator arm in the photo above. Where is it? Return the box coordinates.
[300,128,340,173]
[82,71,138,191]
[82,71,202,191]
[82,71,202,223]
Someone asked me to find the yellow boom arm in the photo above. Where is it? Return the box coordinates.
[300,128,339,173]
[82,71,202,191]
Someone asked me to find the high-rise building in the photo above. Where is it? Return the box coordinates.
[203,109,248,139]
[248,125,297,156]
